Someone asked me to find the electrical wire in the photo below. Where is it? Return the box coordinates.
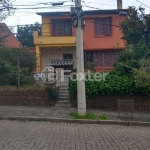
[82,1,116,6]
[83,5,99,9]
[3,1,127,30]
[12,6,70,10]
[136,0,150,9]
[12,1,71,7]
[6,20,121,28]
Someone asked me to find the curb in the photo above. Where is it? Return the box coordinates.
[0,116,150,126]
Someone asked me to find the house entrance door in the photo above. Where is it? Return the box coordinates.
[56,68,69,86]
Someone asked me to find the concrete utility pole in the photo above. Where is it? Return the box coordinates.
[75,0,86,115]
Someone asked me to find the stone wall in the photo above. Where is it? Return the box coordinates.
[71,94,150,111]
[0,89,55,106]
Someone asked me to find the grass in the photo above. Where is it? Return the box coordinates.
[99,115,108,120]
[69,112,97,119]
[69,112,108,120]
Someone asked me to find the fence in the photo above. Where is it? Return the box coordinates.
[0,49,36,88]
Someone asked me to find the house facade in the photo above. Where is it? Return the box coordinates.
[34,9,126,74]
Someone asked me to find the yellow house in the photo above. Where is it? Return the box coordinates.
[34,11,77,74]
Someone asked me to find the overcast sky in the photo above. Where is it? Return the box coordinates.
[3,0,150,30]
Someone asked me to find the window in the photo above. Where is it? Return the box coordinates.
[85,51,118,67]
[85,52,93,62]
[63,54,73,59]
[94,18,111,36]
[52,21,72,36]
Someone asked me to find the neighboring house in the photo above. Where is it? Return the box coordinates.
[0,23,22,49]
[34,1,126,74]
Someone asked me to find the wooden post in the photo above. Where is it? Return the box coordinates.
[17,55,20,89]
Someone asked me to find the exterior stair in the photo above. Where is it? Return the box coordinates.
[55,85,71,107]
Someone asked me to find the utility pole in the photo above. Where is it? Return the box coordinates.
[75,0,86,115]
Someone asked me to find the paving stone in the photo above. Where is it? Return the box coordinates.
[0,121,149,150]
[0,120,150,150]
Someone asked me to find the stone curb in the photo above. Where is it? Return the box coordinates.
[0,116,150,126]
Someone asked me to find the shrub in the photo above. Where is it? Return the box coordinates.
[46,86,58,100]
[69,73,143,98]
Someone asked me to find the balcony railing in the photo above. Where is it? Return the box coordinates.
[39,32,76,37]
[34,31,76,46]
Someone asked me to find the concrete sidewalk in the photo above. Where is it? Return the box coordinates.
[0,105,149,123]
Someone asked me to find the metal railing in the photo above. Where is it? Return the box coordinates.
[56,77,69,86]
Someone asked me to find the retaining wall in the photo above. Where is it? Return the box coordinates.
[0,89,55,106]
[71,94,150,111]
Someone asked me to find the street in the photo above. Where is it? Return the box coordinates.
[0,121,149,150]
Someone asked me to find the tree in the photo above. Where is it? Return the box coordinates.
[120,7,150,46]
[113,7,150,94]
[17,22,42,47]
[114,42,150,74]
[0,0,14,21]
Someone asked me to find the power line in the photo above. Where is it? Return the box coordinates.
[83,5,99,9]
[13,6,70,10]
[83,1,116,6]
[0,4,72,11]
[4,2,120,11]
[6,20,121,28]
[136,0,150,9]
[12,1,70,7]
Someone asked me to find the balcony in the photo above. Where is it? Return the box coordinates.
[34,31,76,47]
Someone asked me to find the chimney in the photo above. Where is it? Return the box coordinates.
[117,0,122,9]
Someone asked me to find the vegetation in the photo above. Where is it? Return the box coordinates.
[69,112,97,119]
[70,112,108,120]
[99,115,107,120]
[115,7,150,94]
[46,86,58,101]
[69,73,139,98]
[0,0,14,22]
[17,22,42,47]
[0,47,36,86]
[69,7,150,97]
[120,7,150,45]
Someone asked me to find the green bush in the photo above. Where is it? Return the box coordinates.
[46,86,58,101]
[69,73,143,98]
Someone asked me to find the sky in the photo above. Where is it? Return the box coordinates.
[3,0,150,31]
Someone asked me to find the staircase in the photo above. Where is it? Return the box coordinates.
[55,85,71,107]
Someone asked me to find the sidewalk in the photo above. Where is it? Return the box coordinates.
[0,105,149,122]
